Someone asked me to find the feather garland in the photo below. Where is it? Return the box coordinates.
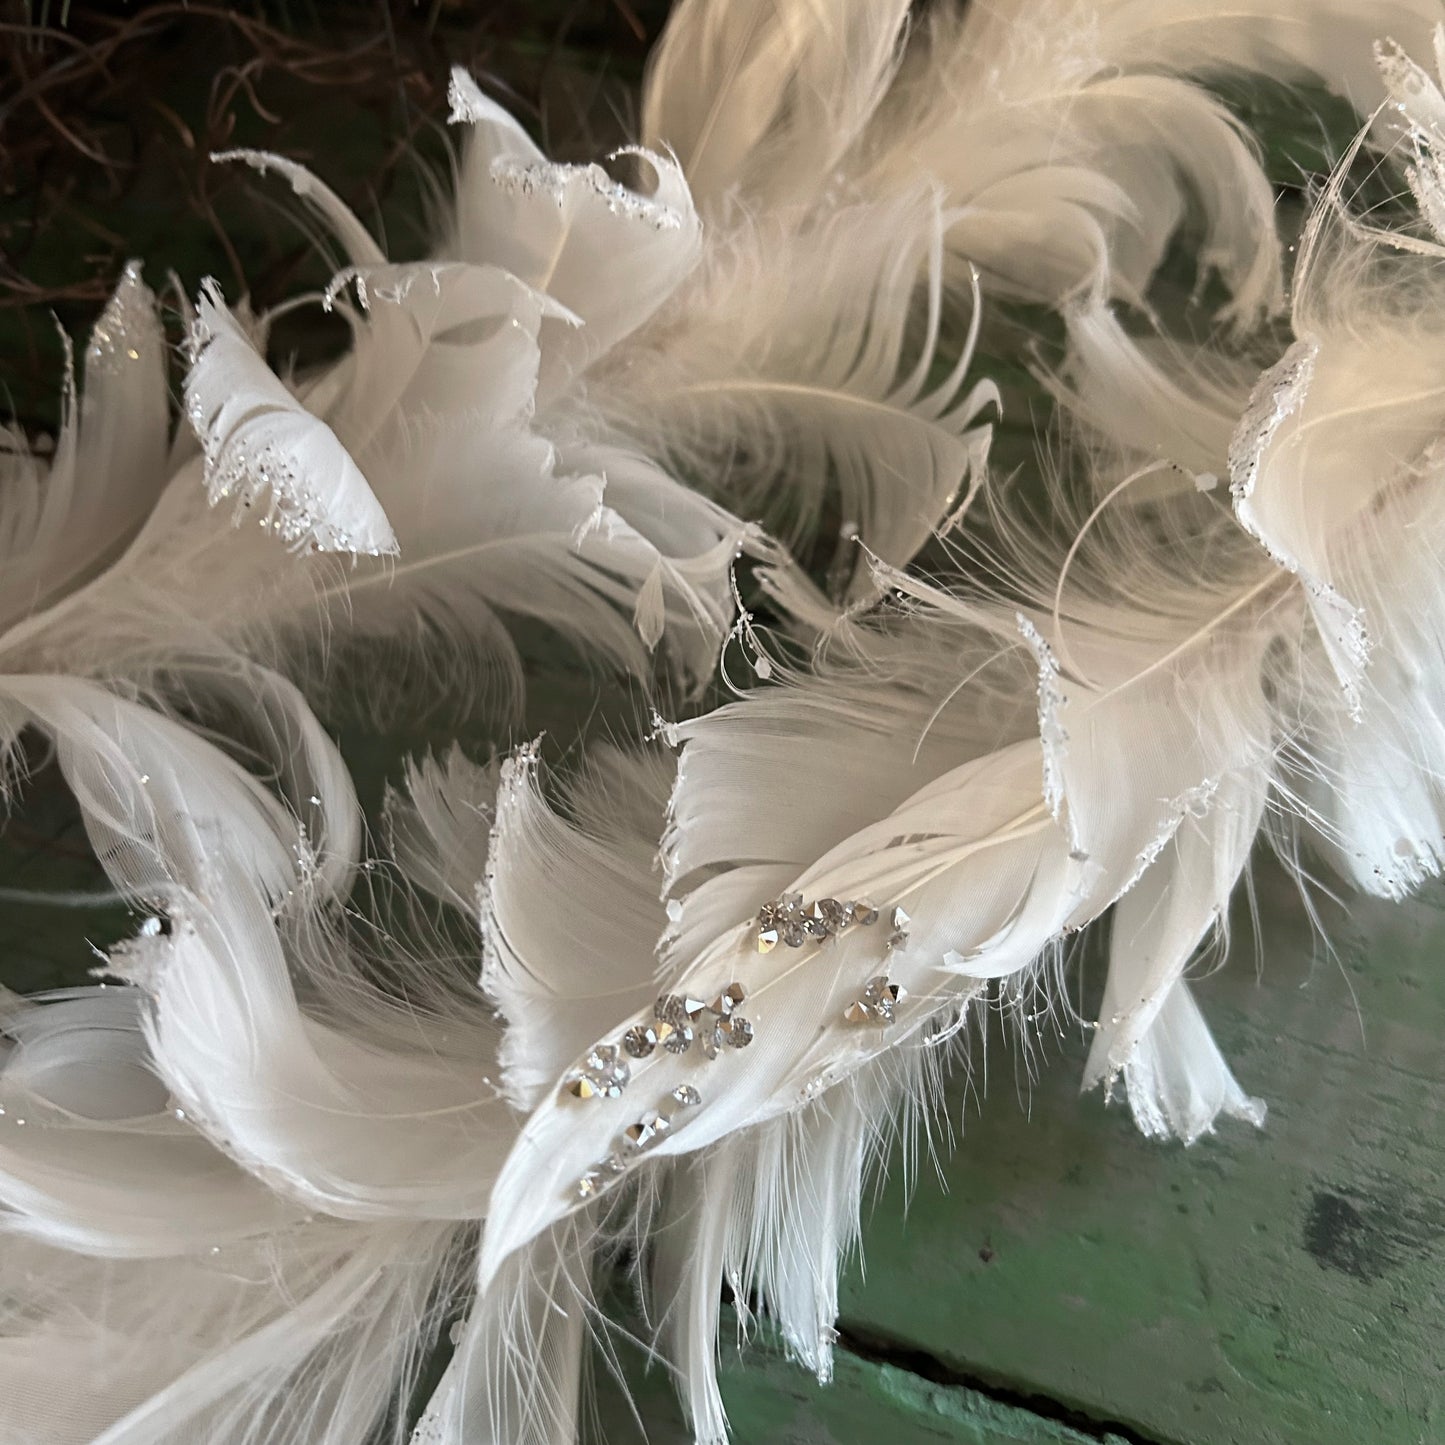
[11,9,1445,1445]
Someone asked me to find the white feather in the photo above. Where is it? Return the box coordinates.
[589,190,996,585]
[641,0,911,214]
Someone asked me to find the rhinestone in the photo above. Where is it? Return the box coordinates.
[846,975,906,1026]
[756,925,780,953]
[804,915,829,938]
[723,1015,754,1048]
[663,1023,694,1054]
[624,1112,672,1150]
[574,1170,604,1199]
[780,891,804,914]
[887,907,911,950]
[623,1024,659,1058]
[656,993,708,1026]
[852,902,880,927]
[757,902,780,929]
[563,1044,630,1101]
[812,899,848,935]
[710,982,746,1017]
[626,1020,675,1056]
[698,1020,725,1059]
[668,1084,702,1110]
[782,920,807,948]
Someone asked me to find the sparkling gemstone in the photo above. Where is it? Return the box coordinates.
[563,1044,631,1100]
[887,906,911,950]
[698,1021,725,1059]
[711,982,746,1017]
[782,920,807,948]
[846,975,906,1026]
[756,925,780,954]
[663,1023,694,1054]
[812,899,847,935]
[779,891,804,914]
[668,1084,702,1110]
[804,915,829,939]
[623,1024,660,1058]
[656,993,708,1026]
[723,1015,754,1048]
[852,902,880,927]
[574,1170,604,1199]
[624,1112,671,1150]
[757,902,780,929]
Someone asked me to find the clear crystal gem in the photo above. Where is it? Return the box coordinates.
[623,1024,660,1058]
[723,1015,754,1048]
[668,1084,702,1110]
[563,1044,631,1100]
[782,920,807,948]
[624,1112,672,1150]
[698,1020,725,1059]
[663,1023,694,1054]
[887,907,911,950]
[711,982,746,1016]
[846,975,906,1026]
[574,1170,604,1199]
[853,902,880,927]
[756,925,780,954]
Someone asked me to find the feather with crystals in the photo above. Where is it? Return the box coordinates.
[16,12,1445,1445]
[467,52,1445,1429]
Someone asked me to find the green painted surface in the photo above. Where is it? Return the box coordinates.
[589,1318,1117,1445]
[832,867,1445,1445]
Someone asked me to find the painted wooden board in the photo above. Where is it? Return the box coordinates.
[589,1324,1122,1445]
[827,867,1445,1445]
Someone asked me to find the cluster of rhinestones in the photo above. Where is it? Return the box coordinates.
[756,893,880,952]
[844,975,907,1026]
[563,1044,630,1100]
[647,983,754,1057]
[573,1084,702,1199]
[562,985,753,1110]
